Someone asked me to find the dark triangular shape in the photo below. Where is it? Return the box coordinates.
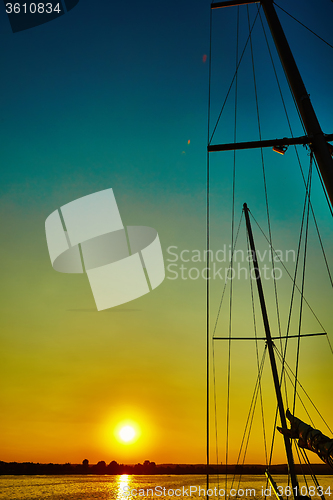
[63,0,80,12]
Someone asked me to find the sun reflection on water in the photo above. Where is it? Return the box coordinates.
[116,474,133,500]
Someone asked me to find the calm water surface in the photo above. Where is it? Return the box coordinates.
[1,474,332,500]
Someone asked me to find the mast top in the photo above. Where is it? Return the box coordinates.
[211,0,333,210]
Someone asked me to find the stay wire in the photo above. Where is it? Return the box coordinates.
[212,333,220,488]
[250,5,291,407]
[238,348,268,487]
[246,230,268,466]
[314,157,333,218]
[309,161,333,283]
[206,5,213,491]
[212,212,244,338]
[257,6,293,408]
[258,7,293,135]
[294,444,310,491]
[263,3,307,137]
[250,5,290,414]
[211,223,244,492]
[251,161,315,477]
[274,162,312,395]
[267,404,279,471]
[209,7,261,145]
[292,154,313,418]
[247,5,282,356]
[256,7,285,337]
[274,345,315,428]
[229,346,267,492]
[280,153,323,496]
[210,211,243,489]
[209,217,243,490]
[249,212,331,341]
[225,6,240,492]
[259,4,306,159]
[299,447,326,500]
[273,2,333,50]
[268,340,317,484]
[274,345,333,434]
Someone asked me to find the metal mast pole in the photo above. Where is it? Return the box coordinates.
[211,0,333,209]
[260,0,333,207]
[243,203,299,499]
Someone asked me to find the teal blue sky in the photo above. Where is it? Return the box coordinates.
[0,0,209,210]
[0,1,332,218]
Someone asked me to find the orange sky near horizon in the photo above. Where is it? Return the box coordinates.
[1,192,332,466]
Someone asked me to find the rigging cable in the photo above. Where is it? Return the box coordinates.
[274,345,333,434]
[279,159,325,379]
[229,346,268,492]
[249,159,319,476]
[212,336,220,489]
[273,2,333,50]
[314,158,333,219]
[225,6,241,493]
[298,447,326,500]
[211,216,244,493]
[265,347,316,482]
[274,344,316,427]
[210,210,243,493]
[248,6,280,473]
[247,3,287,370]
[292,153,313,417]
[237,349,268,492]
[277,159,316,481]
[294,444,310,494]
[250,213,333,355]
[256,8,289,401]
[246,227,268,467]
[206,4,213,492]
[212,213,243,339]
[268,160,311,466]
[209,6,261,145]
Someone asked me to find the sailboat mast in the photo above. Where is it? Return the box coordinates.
[208,1,331,493]
[260,0,333,207]
[243,203,299,499]
[211,0,333,209]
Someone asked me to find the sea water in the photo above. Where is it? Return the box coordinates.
[0,474,332,500]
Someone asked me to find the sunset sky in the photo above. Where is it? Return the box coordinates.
[0,0,332,467]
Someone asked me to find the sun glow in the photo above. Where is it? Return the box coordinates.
[119,425,136,443]
[114,420,141,446]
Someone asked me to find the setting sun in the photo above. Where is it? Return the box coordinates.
[113,419,141,447]
[119,425,136,443]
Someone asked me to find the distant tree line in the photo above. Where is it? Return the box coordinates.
[0,460,331,475]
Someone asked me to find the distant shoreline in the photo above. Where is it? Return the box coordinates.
[1,461,332,476]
